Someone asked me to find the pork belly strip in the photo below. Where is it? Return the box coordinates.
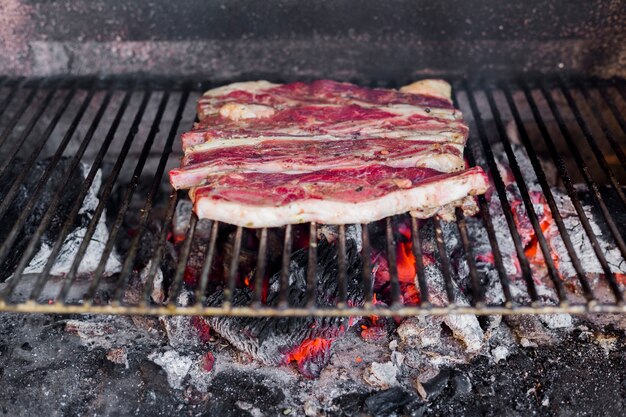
[189,166,489,228]
[182,103,467,150]
[170,139,466,190]
[197,79,455,120]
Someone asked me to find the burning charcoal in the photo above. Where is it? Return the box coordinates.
[363,387,421,417]
[204,238,364,378]
[422,264,484,352]
[420,369,452,401]
[0,158,121,284]
[317,224,363,251]
[220,228,259,288]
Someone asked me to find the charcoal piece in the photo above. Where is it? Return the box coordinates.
[422,369,452,400]
[0,158,86,281]
[202,370,286,417]
[205,238,364,377]
[364,387,420,417]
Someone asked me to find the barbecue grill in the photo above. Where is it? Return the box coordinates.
[1,74,624,317]
[2,3,626,416]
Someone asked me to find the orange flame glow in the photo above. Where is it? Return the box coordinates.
[285,338,331,366]
[511,193,560,274]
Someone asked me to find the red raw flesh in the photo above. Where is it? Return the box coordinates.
[183,104,466,148]
[192,165,485,206]
[170,139,463,189]
[198,80,454,116]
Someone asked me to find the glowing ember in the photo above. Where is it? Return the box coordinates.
[191,316,211,343]
[183,266,198,286]
[615,274,626,286]
[200,351,215,372]
[284,337,332,378]
[371,220,423,306]
[510,191,560,277]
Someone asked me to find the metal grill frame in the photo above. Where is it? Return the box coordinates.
[0,74,625,317]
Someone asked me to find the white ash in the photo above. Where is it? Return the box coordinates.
[173,200,193,238]
[542,192,626,281]
[420,264,484,353]
[140,260,165,304]
[491,346,510,363]
[106,347,129,368]
[460,142,625,312]
[538,313,573,329]
[364,361,400,388]
[160,315,204,350]
[501,144,626,278]
[21,165,122,278]
[64,315,160,351]
[0,273,120,303]
[148,350,194,391]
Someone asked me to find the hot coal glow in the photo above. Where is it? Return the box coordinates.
[284,337,332,378]
[372,220,425,307]
[510,191,560,279]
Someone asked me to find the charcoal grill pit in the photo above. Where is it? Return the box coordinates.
[0,75,625,317]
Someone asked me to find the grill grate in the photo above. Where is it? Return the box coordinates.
[0,75,625,316]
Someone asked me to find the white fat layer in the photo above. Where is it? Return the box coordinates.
[218,103,276,121]
[202,81,280,97]
[191,170,488,228]
[399,79,452,101]
[200,101,460,121]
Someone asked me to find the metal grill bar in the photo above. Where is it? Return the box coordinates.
[1,75,626,316]
[516,80,599,303]
[462,81,540,304]
[537,80,625,302]
[224,226,243,308]
[196,220,219,306]
[456,208,483,306]
[115,88,190,301]
[490,83,567,304]
[432,216,456,305]
[278,224,293,307]
[360,224,374,307]
[305,222,318,308]
[558,77,626,210]
[584,80,626,168]
[410,218,430,307]
[0,80,86,267]
[31,85,134,302]
[450,87,513,307]
[597,82,626,139]
[144,191,179,304]
[253,227,269,306]
[385,217,402,307]
[169,213,198,306]
[337,224,348,306]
